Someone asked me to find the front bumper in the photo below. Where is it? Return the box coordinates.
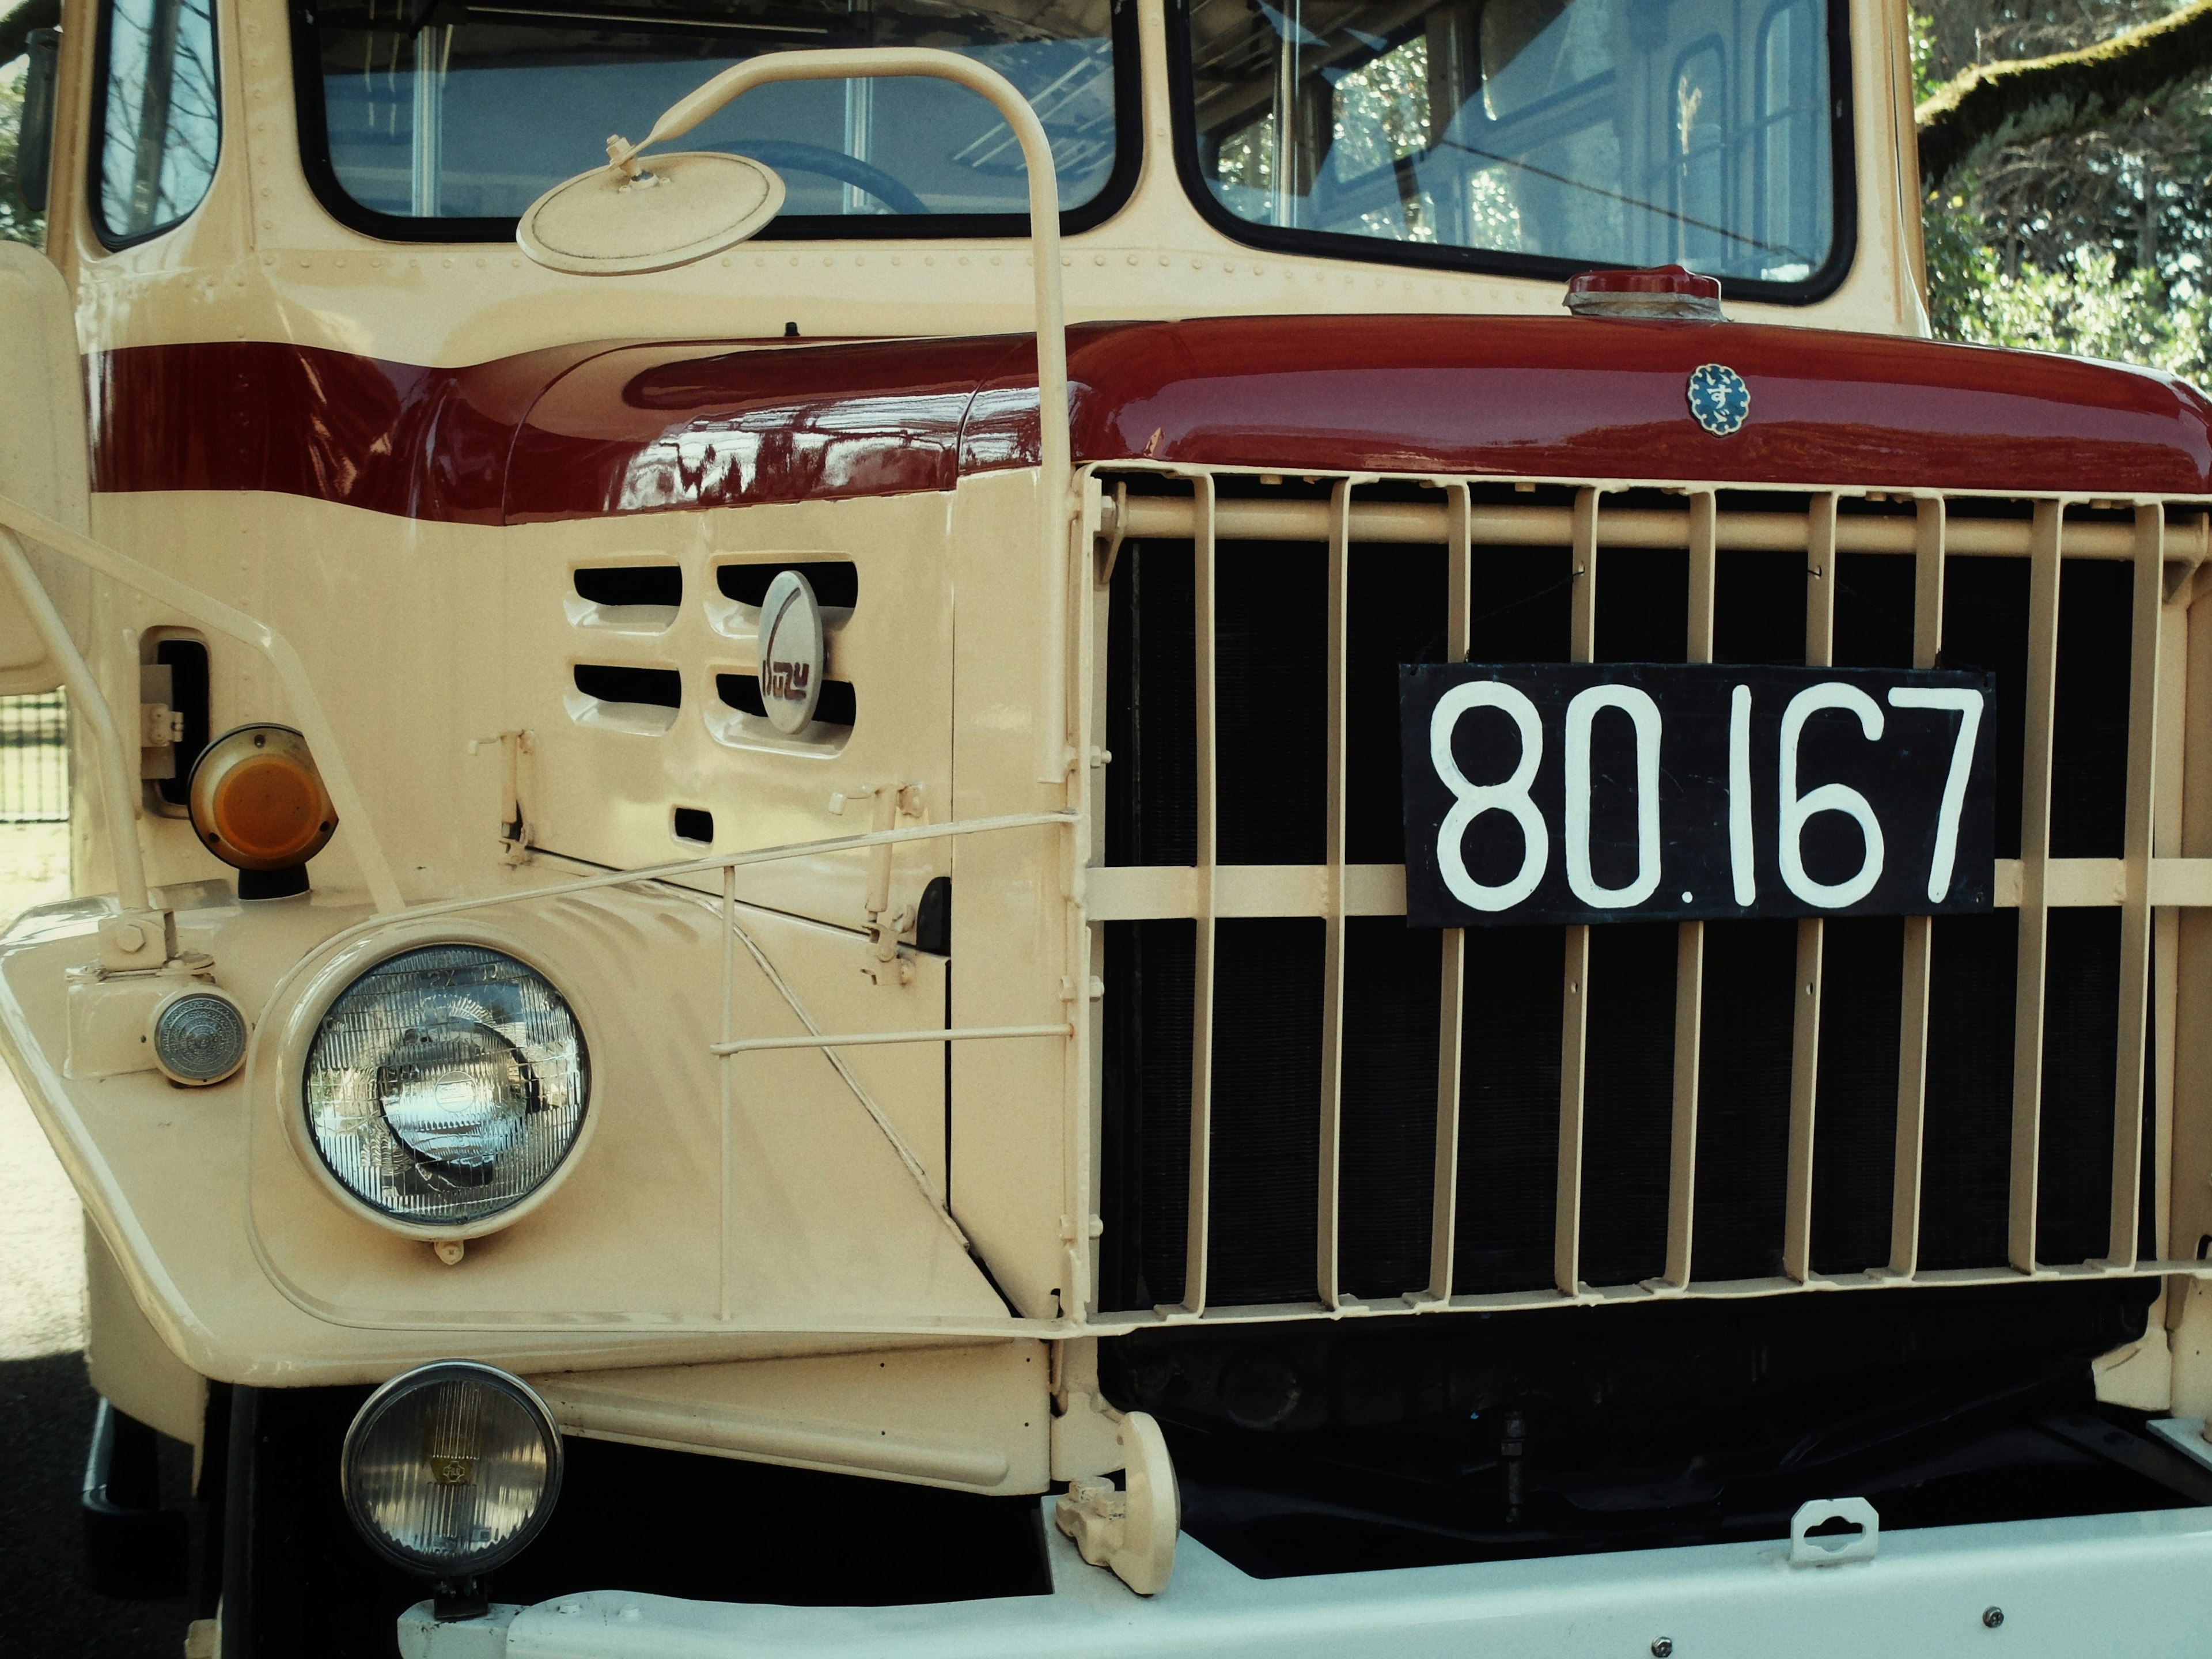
[400,1497,2212,1658]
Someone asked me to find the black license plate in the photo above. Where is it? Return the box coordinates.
[1399,662,1997,928]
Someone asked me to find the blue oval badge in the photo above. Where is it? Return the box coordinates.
[1687,363,1750,437]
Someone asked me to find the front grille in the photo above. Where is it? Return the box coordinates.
[1090,473,2207,1318]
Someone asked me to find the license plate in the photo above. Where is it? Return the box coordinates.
[1399,662,1997,928]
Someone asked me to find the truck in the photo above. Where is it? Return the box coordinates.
[6,0,2212,1649]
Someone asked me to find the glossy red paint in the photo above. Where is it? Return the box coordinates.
[90,315,2212,524]
[90,339,612,524]
[505,335,1028,522]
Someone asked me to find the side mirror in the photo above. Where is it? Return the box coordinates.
[517,151,785,276]
[17,27,59,214]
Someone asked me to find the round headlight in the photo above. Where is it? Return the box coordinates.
[150,988,249,1085]
[304,945,589,1228]
[342,1361,563,1577]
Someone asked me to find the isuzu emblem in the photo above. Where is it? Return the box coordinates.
[757,569,824,734]
[1686,363,1750,437]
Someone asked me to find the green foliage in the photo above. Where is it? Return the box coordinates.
[1911,6,1948,103]
[1915,1,2212,383]
[1926,185,2212,376]
[0,58,44,248]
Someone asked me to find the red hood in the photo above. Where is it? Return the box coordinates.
[91,316,2212,523]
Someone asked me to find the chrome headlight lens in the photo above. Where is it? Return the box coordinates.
[304,945,589,1226]
[342,1361,563,1576]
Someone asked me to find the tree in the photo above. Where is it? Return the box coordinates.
[0,0,51,244]
[1918,0,2212,183]
[0,0,54,69]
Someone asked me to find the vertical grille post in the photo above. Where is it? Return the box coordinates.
[1660,491,1719,1291]
[2104,503,2165,1267]
[1176,475,1220,1318]
[2009,502,2067,1273]
[1888,496,1946,1278]
[1317,480,1355,1309]
[1782,494,1841,1283]
[1554,487,1603,1298]
[1423,483,1475,1304]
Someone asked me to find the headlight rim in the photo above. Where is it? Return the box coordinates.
[340,1359,565,1578]
[276,923,602,1242]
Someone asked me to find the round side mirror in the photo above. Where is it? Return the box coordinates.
[517,151,785,276]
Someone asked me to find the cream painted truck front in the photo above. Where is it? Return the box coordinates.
[9,0,2212,1649]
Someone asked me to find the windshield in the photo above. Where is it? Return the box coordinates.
[299,0,1126,233]
[1180,0,1840,291]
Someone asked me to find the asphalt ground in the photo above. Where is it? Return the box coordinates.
[0,824,195,1658]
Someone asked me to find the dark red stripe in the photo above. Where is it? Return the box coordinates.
[90,317,2212,524]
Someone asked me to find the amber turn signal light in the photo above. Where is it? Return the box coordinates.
[187,725,338,873]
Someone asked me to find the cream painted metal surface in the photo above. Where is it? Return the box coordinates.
[0,0,2205,1624]
[399,1499,2212,1658]
[0,241,86,696]
[47,0,1930,370]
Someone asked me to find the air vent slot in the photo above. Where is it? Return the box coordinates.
[568,664,681,736]
[672,806,714,844]
[717,562,858,609]
[576,566,681,607]
[716,673,856,729]
[575,665,679,706]
[570,565,681,631]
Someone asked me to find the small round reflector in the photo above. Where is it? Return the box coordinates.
[149,987,249,1085]
[187,725,337,872]
[342,1362,563,1578]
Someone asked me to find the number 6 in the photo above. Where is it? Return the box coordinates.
[1432,682,1548,912]
[1779,682,1886,908]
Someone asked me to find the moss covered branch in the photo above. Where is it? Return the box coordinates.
[1918,0,2212,186]
[0,0,56,70]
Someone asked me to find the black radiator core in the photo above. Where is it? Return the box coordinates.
[1099,501,2143,1310]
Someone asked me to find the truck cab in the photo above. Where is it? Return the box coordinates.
[7,0,2212,1649]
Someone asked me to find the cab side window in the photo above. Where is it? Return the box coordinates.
[93,0,219,245]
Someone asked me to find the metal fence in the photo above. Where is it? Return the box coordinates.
[0,691,69,822]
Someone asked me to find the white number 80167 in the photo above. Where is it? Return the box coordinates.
[1431,680,1984,914]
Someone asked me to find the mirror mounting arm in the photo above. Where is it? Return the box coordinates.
[598,47,1071,786]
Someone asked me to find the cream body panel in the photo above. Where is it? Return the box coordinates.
[949,469,1081,1322]
[530,1339,1051,1494]
[63,0,1921,370]
[0,241,90,692]
[243,885,991,1327]
[85,1219,209,1447]
[77,492,511,907]
[511,493,953,943]
[0,883,1031,1384]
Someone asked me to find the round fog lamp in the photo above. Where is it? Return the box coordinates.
[342,1361,563,1577]
[304,945,589,1228]
[150,988,249,1085]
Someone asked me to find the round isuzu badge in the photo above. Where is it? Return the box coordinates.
[1687,363,1750,436]
[756,569,824,734]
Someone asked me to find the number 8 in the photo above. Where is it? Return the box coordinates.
[1432,682,1548,912]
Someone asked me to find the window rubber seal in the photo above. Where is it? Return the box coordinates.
[286,0,1146,246]
[88,0,225,251]
[1160,0,1858,306]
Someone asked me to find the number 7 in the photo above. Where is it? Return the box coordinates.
[1884,687,1984,904]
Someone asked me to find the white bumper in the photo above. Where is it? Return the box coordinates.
[402,1497,2212,1658]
